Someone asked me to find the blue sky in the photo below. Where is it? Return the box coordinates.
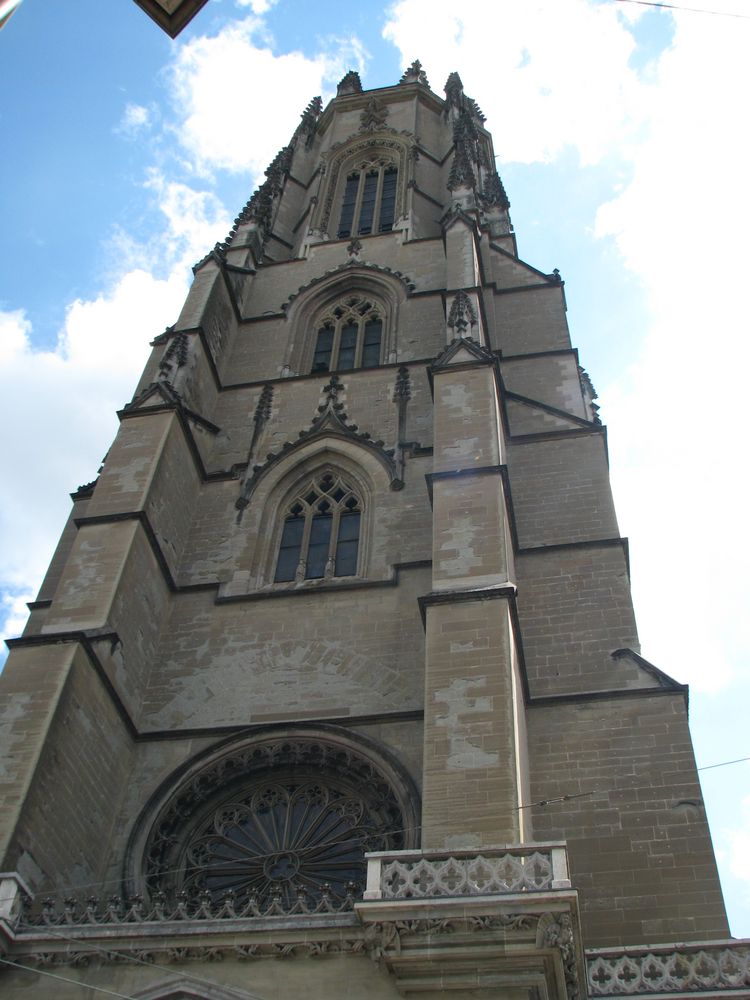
[1,0,749,935]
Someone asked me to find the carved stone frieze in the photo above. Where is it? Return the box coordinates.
[538,912,581,1000]
[11,935,371,969]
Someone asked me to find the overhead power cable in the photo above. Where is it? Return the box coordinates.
[518,790,596,810]
[698,754,750,771]
[614,0,750,18]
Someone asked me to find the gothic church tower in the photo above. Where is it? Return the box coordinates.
[0,65,743,1000]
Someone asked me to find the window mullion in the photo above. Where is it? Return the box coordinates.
[331,320,342,371]
[297,509,314,582]
[373,167,385,234]
[354,320,364,368]
[325,507,342,579]
[351,171,365,240]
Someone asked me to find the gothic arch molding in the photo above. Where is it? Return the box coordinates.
[239,415,401,505]
[315,129,416,237]
[282,264,412,375]
[133,979,265,1000]
[125,725,421,904]
[241,432,402,587]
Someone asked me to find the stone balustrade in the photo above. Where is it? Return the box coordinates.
[7,883,357,928]
[587,941,750,996]
[363,842,572,901]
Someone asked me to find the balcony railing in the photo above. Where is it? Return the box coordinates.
[587,942,750,996]
[1,845,571,932]
[4,882,357,929]
[363,842,572,901]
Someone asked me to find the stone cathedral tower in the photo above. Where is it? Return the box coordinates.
[0,66,746,1000]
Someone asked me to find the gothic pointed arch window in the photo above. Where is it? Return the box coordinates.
[337,160,398,238]
[311,293,383,373]
[275,469,361,582]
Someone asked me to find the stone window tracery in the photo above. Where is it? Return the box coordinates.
[274,469,361,582]
[337,161,397,238]
[311,294,383,373]
[138,735,413,911]
[181,778,385,906]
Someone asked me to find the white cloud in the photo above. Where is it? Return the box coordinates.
[384,0,750,692]
[116,102,151,137]
[725,794,750,906]
[383,0,650,165]
[0,272,187,641]
[593,4,750,690]
[235,0,278,13]
[144,170,232,266]
[0,172,231,642]
[0,590,30,643]
[169,17,365,177]
[0,13,360,644]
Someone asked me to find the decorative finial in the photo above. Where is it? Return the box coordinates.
[337,70,363,96]
[482,172,510,210]
[444,72,464,105]
[447,290,477,334]
[399,60,430,87]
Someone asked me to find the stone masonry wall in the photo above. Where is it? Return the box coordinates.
[7,646,133,895]
[516,543,641,696]
[528,693,730,945]
[138,566,429,731]
[508,433,619,549]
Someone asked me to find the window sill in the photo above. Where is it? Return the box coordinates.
[216,562,430,604]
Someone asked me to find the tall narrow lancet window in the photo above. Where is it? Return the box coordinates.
[311,295,383,372]
[336,161,398,238]
[378,166,397,232]
[274,471,362,583]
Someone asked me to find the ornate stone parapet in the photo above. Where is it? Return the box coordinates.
[357,845,583,1000]
[12,885,356,929]
[363,842,572,900]
[588,942,750,997]
[356,892,585,999]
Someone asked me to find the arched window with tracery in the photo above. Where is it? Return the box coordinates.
[133,732,418,911]
[337,161,397,238]
[275,469,361,582]
[311,294,383,373]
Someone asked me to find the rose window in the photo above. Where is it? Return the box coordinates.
[141,740,409,908]
[180,780,390,905]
